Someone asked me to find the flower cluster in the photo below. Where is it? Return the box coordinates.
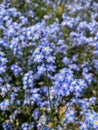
[33,45,56,75]
[53,68,87,97]
[80,110,98,130]
[11,64,22,76]
[0,0,98,130]
[0,51,7,74]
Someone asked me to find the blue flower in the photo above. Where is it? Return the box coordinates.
[0,99,9,111]
[0,86,7,95]
[21,123,30,130]
[46,64,56,72]
[42,46,53,54]
[23,71,34,89]
[11,64,22,76]
[46,55,55,63]
[62,57,71,66]
[2,122,13,130]
[0,65,6,74]
[80,122,88,130]
[55,73,65,82]
[80,110,98,130]
[0,57,8,65]
[34,53,44,63]
[62,82,69,91]
[37,64,46,75]
[65,109,76,123]
[66,73,74,83]
[89,97,96,104]
[0,77,4,84]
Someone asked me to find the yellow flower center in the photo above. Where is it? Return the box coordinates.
[70,111,74,115]
[45,47,49,51]
[37,55,40,59]
[68,76,71,80]
[69,117,72,121]
[80,81,83,85]
[0,52,3,55]
[94,120,98,125]
[59,76,63,79]
[61,70,65,73]
[35,48,39,52]
[90,116,94,119]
